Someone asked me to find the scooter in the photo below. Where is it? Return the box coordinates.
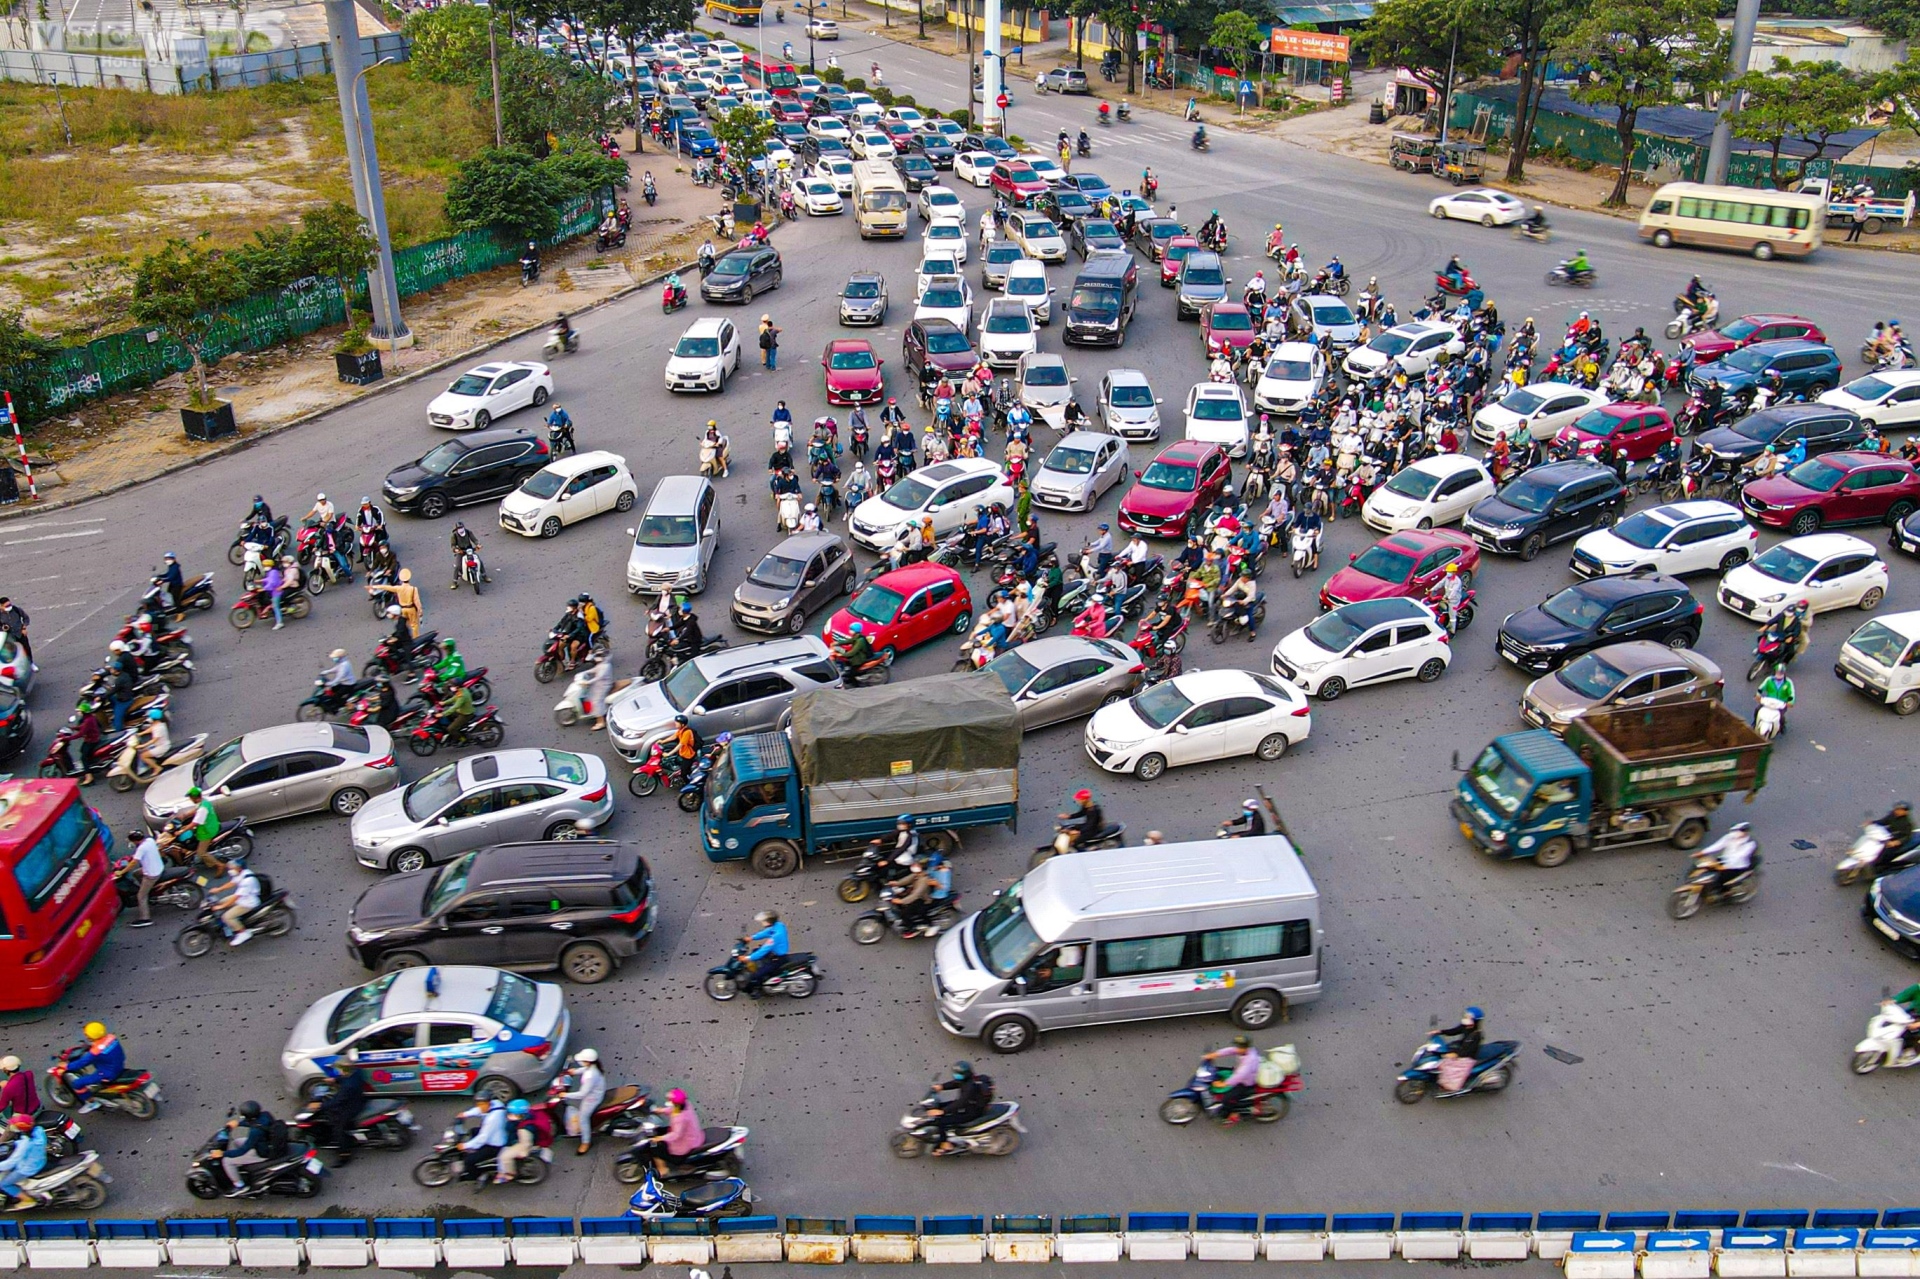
[228,587,311,629]
[298,677,374,722]
[520,255,540,286]
[1393,1036,1520,1104]
[777,491,802,533]
[851,884,961,944]
[186,1132,325,1200]
[4,1153,109,1210]
[836,844,918,903]
[173,873,295,958]
[703,945,821,1000]
[889,1096,1024,1158]
[1852,1002,1920,1074]
[1029,822,1126,869]
[1546,263,1597,288]
[45,1047,161,1120]
[625,1166,753,1218]
[614,1115,748,1184]
[410,1117,552,1188]
[1289,525,1319,578]
[543,327,580,358]
[545,1075,654,1142]
[1159,1050,1301,1126]
[1835,822,1920,885]
[1668,848,1761,919]
[288,1094,417,1162]
[1209,593,1266,644]
[1665,295,1719,341]
[0,1111,84,1162]
[105,731,206,793]
[627,740,693,798]
[1753,693,1787,740]
[662,282,689,314]
[407,705,506,756]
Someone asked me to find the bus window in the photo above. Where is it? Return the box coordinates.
[16,801,95,910]
[0,780,116,1011]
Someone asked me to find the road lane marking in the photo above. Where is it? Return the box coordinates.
[2,529,104,546]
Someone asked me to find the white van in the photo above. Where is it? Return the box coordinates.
[1836,609,1920,716]
[932,837,1323,1053]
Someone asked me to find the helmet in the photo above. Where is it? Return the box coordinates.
[360,496,371,505]
[507,1099,530,1116]
[755,909,779,925]
[1232,1035,1251,1049]
[83,1022,106,1041]
[668,1088,688,1106]
[715,732,732,745]
[164,551,177,562]
[330,648,348,660]
[1,1057,21,1073]
[386,606,402,619]
[7,1115,31,1132]
[109,641,126,653]
[674,714,688,725]
[185,787,202,800]
[897,814,914,826]
[804,504,816,513]
[1074,788,1092,803]
[574,1048,599,1065]
[1731,821,1752,834]
[1274,222,1283,230]
[1896,801,1913,813]
[239,1100,262,1119]
[316,493,327,502]
[1464,1006,1485,1021]
[1444,562,1458,574]
[849,622,863,635]
[1243,798,1259,811]
[147,707,166,721]
[951,1061,974,1080]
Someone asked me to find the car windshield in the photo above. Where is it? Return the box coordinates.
[1722,346,1774,374]
[986,310,1033,334]
[634,513,698,546]
[868,191,912,211]
[975,883,1044,978]
[1007,276,1044,296]
[1786,458,1846,491]
[925,330,972,354]
[1191,396,1242,421]
[883,474,937,510]
[1045,445,1096,474]
[1083,220,1118,238]
[1024,364,1068,387]
[1183,265,1223,286]
[1848,619,1911,666]
[485,972,539,1031]
[829,349,877,370]
[1385,467,1443,500]
[1140,461,1196,491]
[844,280,880,299]
[712,256,752,276]
[1150,222,1180,240]
[1571,408,1624,437]
[923,287,965,307]
[416,442,466,476]
[1555,650,1628,699]
[1541,585,1609,628]
[661,659,711,711]
[1369,332,1415,357]
[327,973,399,1041]
[402,762,464,822]
[1845,375,1894,400]
[1609,511,1676,549]
[674,337,720,358]
[1352,544,1416,583]
[1304,609,1365,652]
[1499,388,1548,415]
[1109,382,1153,408]
[751,552,808,589]
[1496,477,1557,513]
[1210,311,1253,332]
[1467,743,1530,816]
[1024,219,1060,238]
[447,374,491,397]
[850,583,904,625]
[1312,304,1355,326]
[1265,358,1312,380]
[1720,317,1761,341]
[423,851,476,916]
[195,735,247,789]
[1130,680,1194,729]
[520,470,567,499]
[985,648,1041,695]
[1068,286,1118,315]
[1751,543,1817,583]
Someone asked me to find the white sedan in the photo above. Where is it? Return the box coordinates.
[427,361,552,430]
[806,116,852,144]
[1361,453,1496,533]
[1717,532,1889,622]
[1429,188,1528,226]
[498,450,639,539]
[920,184,966,223]
[978,298,1038,368]
[1183,382,1250,457]
[955,151,998,187]
[805,17,838,37]
[847,458,1014,551]
[1571,500,1755,578]
[1471,382,1611,446]
[922,218,970,264]
[1084,669,1310,780]
[788,176,844,216]
[814,156,856,194]
[851,129,896,160]
[1818,370,1920,431]
[913,276,975,332]
[1252,342,1328,415]
[1271,597,1453,699]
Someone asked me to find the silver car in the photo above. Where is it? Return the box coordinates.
[1017,352,1076,428]
[1287,294,1362,350]
[349,748,614,872]
[143,722,398,825]
[625,475,720,596]
[606,637,840,760]
[839,271,888,326]
[1099,368,1162,441]
[982,635,1145,730]
[280,965,570,1103]
[1031,430,1130,512]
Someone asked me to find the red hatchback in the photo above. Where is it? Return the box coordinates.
[1118,440,1231,539]
[1321,529,1479,609]
[1159,236,1201,287]
[990,162,1048,205]
[1740,450,1920,534]
[821,338,885,406]
[1686,313,1827,363]
[822,563,973,663]
[1201,302,1258,357]
[1554,403,1676,461]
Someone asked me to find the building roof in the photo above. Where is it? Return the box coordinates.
[1468,82,1881,158]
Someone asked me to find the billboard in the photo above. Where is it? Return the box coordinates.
[1269,29,1350,60]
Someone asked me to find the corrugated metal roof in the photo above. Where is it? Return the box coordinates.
[1496,730,1587,781]
[1469,82,1881,158]
[733,731,794,782]
[1267,1,1374,24]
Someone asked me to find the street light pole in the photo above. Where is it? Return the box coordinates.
[1705,0,1761,184]
[325,0,409,347]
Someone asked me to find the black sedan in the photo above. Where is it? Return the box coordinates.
[907,133,956,168]
[1131,217,1187,261]
[382,428,551,519]
[1042,188,1098,226]
[1496,573,1702,674]
[1866,867,1920,960]
[1070,217,1127,259]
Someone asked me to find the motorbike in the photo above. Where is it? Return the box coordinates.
[1423,584,1477,635]
[662,282,689,314]
[411,1117,551,1189]
[552,667,607,727]
[1665,295,1719,341]
[1289,525,1319,578]
[112,854,204,913]
[3,1153,109,1210]
[833,652,891,687]
[1753,693,1787,740]
[520,255,540,286]
[453,547,485,595]
[1834,822,1919,885]
[835,844,918,903]
[1029,821,1126,870]
[1393,1035,1521,1103]
[614,1114,748,1184]
[1668,848,1762,919]
[1191,131,1210,152]
[364,631,441,684]
[889,1095,1024,1158]
[1159,1051,1301,1126]
[776,491,802,533]
[699,436,728,478]
[228,587,311,630]
[105,731,206,793]
[1078,133,1093,154]
[299,677,375,722]
[1747,625,1804,682]
[544,327,581,358]
[399,663,488,704]
[673,746,721,813]
[626,1166,754,1218]
[0,1111,84,1163]
[45,1046,161,1120]
[227,517,290,568]
[640,632,724,683]
[1513,222,1553,243]
[1546,263,1597,288]
[1872,340,1917,371]
[407,705,505,757]
[546,1075,654,1142]
[1852,1003,1920,1075]
[174,873,295,958]
[288,1095,417,1163]
[851,883,961,944]
[37,719,135,781]
[627,740,694,798]
[1209,592,1266,644]
[1116,101,1131,120]
[703,944,821,1000]
[534,628,606,684]
[1434,270,1479,298]
[145,571,217,618]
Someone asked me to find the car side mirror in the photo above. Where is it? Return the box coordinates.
[1172,723,1189,734]
[558,492,570,501]
[1349,552,1358,562]
[625,527,636,536]
[1156,398,1165,405]
[435,816,450,826]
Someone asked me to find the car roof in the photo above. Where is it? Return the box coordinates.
[1106,367,1150,386]
[684,317,730,336]
[1169,668,1282,699]
[1823,450,1910,471]
[1850,369,1920,387]
[1052,430,1120,450]
[1644,499,1742,524]
[1006,259,1047,275]
[1743,338,1835,357]
[469,840,644,888]
[1193,382,1244,398]
[1517,459,1618,488]
[874,561,964,590]
[985,297,1031,315]
[1296,293,1349,308]
[1153,440,1220,465]
[1778,531,1877,557]
[1392,321,1453,338]
[1012,634,1115,666]
[647,474,711,511]
[1268,341,1319,359]
[372,965,532,1020]
[537,449,626,476]
[768,531,844,559]
[1329,597,1432,628]
[829,337,876,352]
[1730,312,1817,326]
[693,634,832,677]
[1566,572,1688,600]
[1407,452,1485,477]
[1208,301,1251,315]
[434,427,540,453]
[919,458,1001,482]
[243,721,345,760]
[1380,528,1469,553]
[1021,352,1067,369]
[1580,639,1713,674]
[458,749,563,786]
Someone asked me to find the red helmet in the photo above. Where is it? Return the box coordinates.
[1074,788,1092,803]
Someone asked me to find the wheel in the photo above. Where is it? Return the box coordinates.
[750,838,801,877]
[412,1158,455,1188]
[532,385,550,406]
[613,1155,648,1184]
[473,1075,518,1103]
[262,905,295,937]
[786,971,817,998]
[1719,548,1751,572]
[306,573,328,597]
[108,770,134,793]
[1666,629,1699,650]
[615,490,636,512]
[1753,241,1774,261]
[704,972,739,1001]
[467,720,503,748]
[1159,1096,1202,1125]
[156,880,202,910]
[1889,500,1917,526]
[1668,888,1703,919]
[1478,1066,1512,1092]
[1316,677,1345,701]
[1291,558,1303,579]
[1534,836,1573,868]
[555,705,579,728]
[296,701,328,723]
[390,848,430,874]
[380,950,429,975]
[1897,690,1920,717]
[980,1125,1021,1155]
[329,786,369,817]
[285,595,311,620]
[1728,874,1760,903]
[472,410,491,429]
[1519,533,1544,562]
[1250,1094,1289,1123]
[419,492,449,519]
[950,609,972,635]
[174,926,215,959]
[850,914,887,945]
[785,608,809,635]
[1653,229,1675,248]
[1854,1050,1883,1075]
[983,1015,1036,1053]
[229,606,256,630]
[1417,657,1446,683]
[1861,586,1885,610]
[1231,989,1282,1029]
[677,787,702,812]
[122,1090,158,1120]
[187,1171,223,1200]
[227,542,246,566]
[377,1123,415,1151]
[628,770,659,797]
[1670,817,1709,851]
[889,1131,927,1158]
[163,666,193,688]
[1789,510,1822,536]
[44,1075,76,1109]
[1133,752,1166,780]
[1394,1079,1429,1104]
[535,516,563,540]
[559,941,614,984]
[546,819,582,841]
[837,876,872,903]
[534,658,560,684]
[1254,732,1288,761]
[408,733,437,757]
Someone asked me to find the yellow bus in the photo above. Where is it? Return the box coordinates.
[705,0,762,26]
[1638,182,1825,260]
[851,160,909,238]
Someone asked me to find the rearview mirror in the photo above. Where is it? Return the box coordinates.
[625,527,636,537]
[1172,724,1189,734]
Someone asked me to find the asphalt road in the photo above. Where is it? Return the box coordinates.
[7,35,1920,1223]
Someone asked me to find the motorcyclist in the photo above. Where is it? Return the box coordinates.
[1057,788,1104,852]
[1202,1035,1260,1119]
[1437,561,1465,632]
[309,1054,370,1158]
[1698,821,1758,893]
[697,240,716,274]
[922,1062,991,1154]
[1221,570,1259,639]
[220,1100,277,1195]
[1440,255,1466,291]
[1220,797,1266,839]
[832,621,875,675]
[559,1048,607,1155]
[209,857,262,946]
[1523,205,1549,235]
[1191,124,1208,149]
[648,1088,702,1177]
[448,521,486,588]
[739,909,789,994]
[552,311,576,352]
[1872,801,1917,874]
[1563,248,1592,282]
[1757,663,1795,720]
[1078,128,1093,155]
[546,402,575,453]
[66,1022,125,1112]
[1072,593,1110,640]
[1679,275,1713,324]
[1435,1007,1485,1067]
[320,647,355,692]
[456,1098,510,1182]
[0,1113,44,1209]
[1759,598,1811,665]
[663,271,686,309]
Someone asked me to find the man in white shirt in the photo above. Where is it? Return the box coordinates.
[127,828,165,929]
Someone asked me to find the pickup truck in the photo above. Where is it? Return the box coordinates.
[1451,699,1770,866]
[1797,177,1916,235]
[699,675,1020,877]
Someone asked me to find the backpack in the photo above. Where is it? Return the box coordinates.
[262,1118,291,1159]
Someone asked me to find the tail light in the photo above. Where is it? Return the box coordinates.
[1126,663,1144,675]
[580,784,609,803]
[612,900,649,924]
[368,754,395,770]
[1692,602,1704,616]
[1290,705,1310,717]
[524,1039,556,1062]
[1438,631,1451,644]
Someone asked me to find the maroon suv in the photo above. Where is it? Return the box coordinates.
[1118,440,1231,539]
[1741,450,1920,534]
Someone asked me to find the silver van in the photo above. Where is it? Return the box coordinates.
[932,837,1322,1053]
[626,475,720,595]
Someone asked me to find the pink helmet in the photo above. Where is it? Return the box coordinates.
[668,1088,688,1106]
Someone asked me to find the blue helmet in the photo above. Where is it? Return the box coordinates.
[507,1099,530,1116]
[1464,1006,1485,1022]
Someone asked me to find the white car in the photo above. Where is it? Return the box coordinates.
[806,116,851,143]
[1099,368,1162,440]
[846,92,882,123]
[1428,188,1528,226]
[1361,453,1496,533]
[1471,382,1611,446]
[805,16,838,37]
[1002,259,1053,323]
[1571,500,1755,578]
[978,298,1039,368]
[1183,382,1250,457]
[499,449,638,540]
[914,275,975,332]
[847,458,1014,551]
[1016,352,1075,425]
[955,151,998,187]
[919,184,965,222]
[923,218,970,264]
[663,316,743,393]
[814,155,856,194]
[1271,597,1453,699]
[1084,669,1310,780]
[852,129,896,160]
[427,361,553,430]
[1007,211,1066,263]
[885,106,925,127]
[788,176,843,216]
[1717,532,1889,622]
[916,253,961,300]
[1252,342,1328,415]
[1342,321,1465,379]
[1022,154,1065,186]
[1818,370,1920,430]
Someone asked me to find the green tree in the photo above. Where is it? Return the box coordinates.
[1099,0,1141,94]
[295,200,381,328]
[538,148,630,198]
[1068,0,1103,68]
[403,2,493,84]
[444,149,567,240]
[1496,0,1554,180]
[1207,8,1260,76]
[1557,0,1725,206]
[1728,58,1872,189]
[584,0,696,131]
[709,103,774,163]
[1362,0,1500,131]
[128,237,245,407]
[492,43,614,151]
[0,308,55,371]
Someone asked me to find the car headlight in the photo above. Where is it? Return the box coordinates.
[1533,641,1567,651]
[389,485,419,498]
[942,987,979,1011]
[776,596,792,608]
[349,925,383,944]
[1761,592,1788,604]
[1489,829,1508,843]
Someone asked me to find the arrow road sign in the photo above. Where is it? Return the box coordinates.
[1646,1233,1711,1251]
[1865,1232,1919,1249]
[1723,1233,1784,1249]
[1570,1234,1636,1252]
[1795,1232,1859,1248]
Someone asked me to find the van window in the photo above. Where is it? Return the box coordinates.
[1200,920,1312,963]
[1099,932,1188,976]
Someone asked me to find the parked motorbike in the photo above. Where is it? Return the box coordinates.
[626,1166,753,1217]
[1852,1002,1920,1074]
[703,945,821,1000]
[411,1116,552,1188]
[851,884,961,944]
[407,705,505,757]
[1668,847,1762,919]
[614,1114,747,1184]
[228,587,311,630]
[45,1047,161,1120]
[1159,1051,1301,1125]
[1393,1036,1520,1103]
[888,1095,1024,1158]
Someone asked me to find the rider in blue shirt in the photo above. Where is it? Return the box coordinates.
[741,910,789,994]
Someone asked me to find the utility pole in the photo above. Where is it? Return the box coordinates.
[1435,17,1457,140]
[917,0,925,41]
[324,0,409,347]
[487,10,504,148]
[982,0,1001,133]
[1705,0,1761,184]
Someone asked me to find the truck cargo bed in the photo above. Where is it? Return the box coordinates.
[1565,700,1770,810]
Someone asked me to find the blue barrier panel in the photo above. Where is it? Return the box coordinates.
[715,1216,781,1235]
[992,1215,1052,1234]
[1540,1213,1605,1232]
[1265,1215,1328,1233]
[647,1218,712,1237]
[1888,1212,1920,1229]
[1469,1214,1534,1232]
[1675,1211,1741,1230]
[166,1220,232,1240]
[93,1221,160,1241]
[1722,1229,1789,1250]
[1129,1213,1191,1232]
[1646,1232,1714,1254]
[1745,1211,1811,1230]
[1813,1211,1882,1229]
[236,1220,301,1239]
[1197,1214,1260,1234]
[1401,1213,1464,1232]
[1795,1229,1861,1250]
[511,1218,574,1238]
[579,1218,646,1237]
[854,1216,918,1235]
[788,1217,850,1235]
[1061,1215,1121,1234]
[1569,1232,1636,1253]
[373,1219,436,1239]
[442,1219,507,1239]
[304,1219,367,1239]
[923,1216,986,1236]
[21,1222,86,1242]
[1866,1230,1920,1249]
[1608,1211,1672,1231]
[1332,1214,1396,1233]
[0,1223,21,1243]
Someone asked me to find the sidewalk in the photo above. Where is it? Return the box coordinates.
[4,132,705,516]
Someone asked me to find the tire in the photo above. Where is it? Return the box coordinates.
[532,387,550,407]
[1668,887,1704,919]
[420,493,449,519]
[951,609,972,635]
[227,542,247,566]
[1478,1066,1512,1092]
[843,567,860,595]
[615,490,636,513]
[1897,690,1920,717]
[889,1131,927,1158]
[123,1090,158,1120]
[837,876,872,903]
[750,838,801,877]
[229,605,256,630]
[408,733,438,757]
[1670,817,1709,851]
[677,787,702,813]
[1231,989,1282,1029]
[1534,836,1573,868]
[704,972,739,1001]
[285,594,311,620]
[980,1125,1020,1155]
[1291,558,1302,579]
[380,950,429,975]
[1753,242,1774,261]
[786,971,817,998]
[390,848,430,874]
[474,1075,518,1103]
[984,1015,1036,1053]
[44,1076,76,1109]
[306,573,328,597]
[330,787,368,816]
[412,1158,455,1188]
[1417,657,1446,682]
[1133,752,1166,780]
[1653,229,1674,248]
[187,1171,222,1200]
[1667,628,1698,650]
[162,666,193,688]
[470,720,503,747]
[108,770,135,793]
[1789,510,1823,536]
[1316,677,1345,701]
[1889,501,1917,526]
[1854,1050,1883,1075]
[296,701,327,723]
[1254,732,1288,761]
[629,770,659,797]
[1719,548,1751,572]
[545,819,582,841]
[473,411,491,430]
[1519,533,1544,562]
[156,880,202,910]
[561,942,614,983]
[1159,1096,1202,1125]
[261,905,295,938]
[1394,1078,1429,1104]
[555,705,579,727]
[539,517,564,539]
[377,1123,416,1151]
[534,658,560,684]
[1250,1094,1289,1123]
[1861,586,1885,610]
[174,926,215,959]
[850,915,887,945]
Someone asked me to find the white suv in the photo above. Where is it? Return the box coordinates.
[664,317,742,393]
[1342,320,1464,379]
[1571,500,1757,578]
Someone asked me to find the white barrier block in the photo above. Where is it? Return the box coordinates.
[853,1235,918,1263]
[166,1239,234,1266]
[1329,1231,1395,1261]
[235,1238,304,1268]
[440,1238,508,1268]
[1468,1232,1533,1260]
[715,1233,787,1263]
[1567,1252,1638,1279]
[577,1235,647,1265]
[1057,1233,1122,1263]
[1540,1233,1584,1261]
[921,1235,986,1264]
[94,1240,163,1269]
[1264,1232,1328,1261]
[1791,1251,1861,1277]
[1125,1231,1190,1261]
[1400,1230,1465,1260]
[0,1242,19,1271]
[1860,1254,1920,1278]
[786,1233,851,1264]
[1646,1250,1714,1278]
[990,1234,1056,1263]
[305,1237,371,1267]
[21,1242,89,1270]
[1195,1234,1261,1262]
[371,1238,438,1268]
[651,1236,716,1265]
[509,1237,578,1267]
[1720,1251,1790,1278]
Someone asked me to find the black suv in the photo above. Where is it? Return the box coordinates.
[383,428,550,519]
[701,245,783,303]
[346,840,654,983]
[1462,460,1630,561]
[1497,572,1702,673]
[1693,404,1864,468]
[906,132,956,168]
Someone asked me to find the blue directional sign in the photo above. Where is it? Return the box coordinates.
[1864,1230,1920,1250]
[1721,1231,1786,1250]
[1569,1233,1636,1253]
[1793,1229,1860,1250]
[1645,1232,1712,1252]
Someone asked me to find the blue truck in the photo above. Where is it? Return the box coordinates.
[700,676,1021,877]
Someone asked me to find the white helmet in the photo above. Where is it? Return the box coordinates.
[316,492,327,501]
[574,1047,599,1064]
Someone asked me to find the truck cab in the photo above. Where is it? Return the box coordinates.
[1452,732,1593,863]
[701,733,803,870]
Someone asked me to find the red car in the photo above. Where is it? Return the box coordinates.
[1159,237,1201,287]
[1740,450,1920,534]
[822,562,973,663]
[820,338,885,406]
[773,97,809,122]
[1201,302,1258,357]
[879,119,915,144]
[1685,313,1827,363]
[1118,440,1231,539]
[1320,529,1480,610]
[990,161,1049,205]
[1553,403,1675,462]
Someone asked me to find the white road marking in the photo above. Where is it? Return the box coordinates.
[0,518,104,533]
[2,529,104,546]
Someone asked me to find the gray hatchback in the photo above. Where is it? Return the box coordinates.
[840,272,889,326]
[733,532,860,633]
[1176,251,1229,320]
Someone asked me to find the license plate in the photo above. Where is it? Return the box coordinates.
[1846,673,1866,689]
[1726,594,1751,611]
[141,1083,161,1099]
[1500,646,1523,665]
[1876,917,1901,940]
[305,1156,324,1174]
[1459,822,1474,840]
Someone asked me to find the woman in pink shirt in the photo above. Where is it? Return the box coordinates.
[653,1088,702,1176]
